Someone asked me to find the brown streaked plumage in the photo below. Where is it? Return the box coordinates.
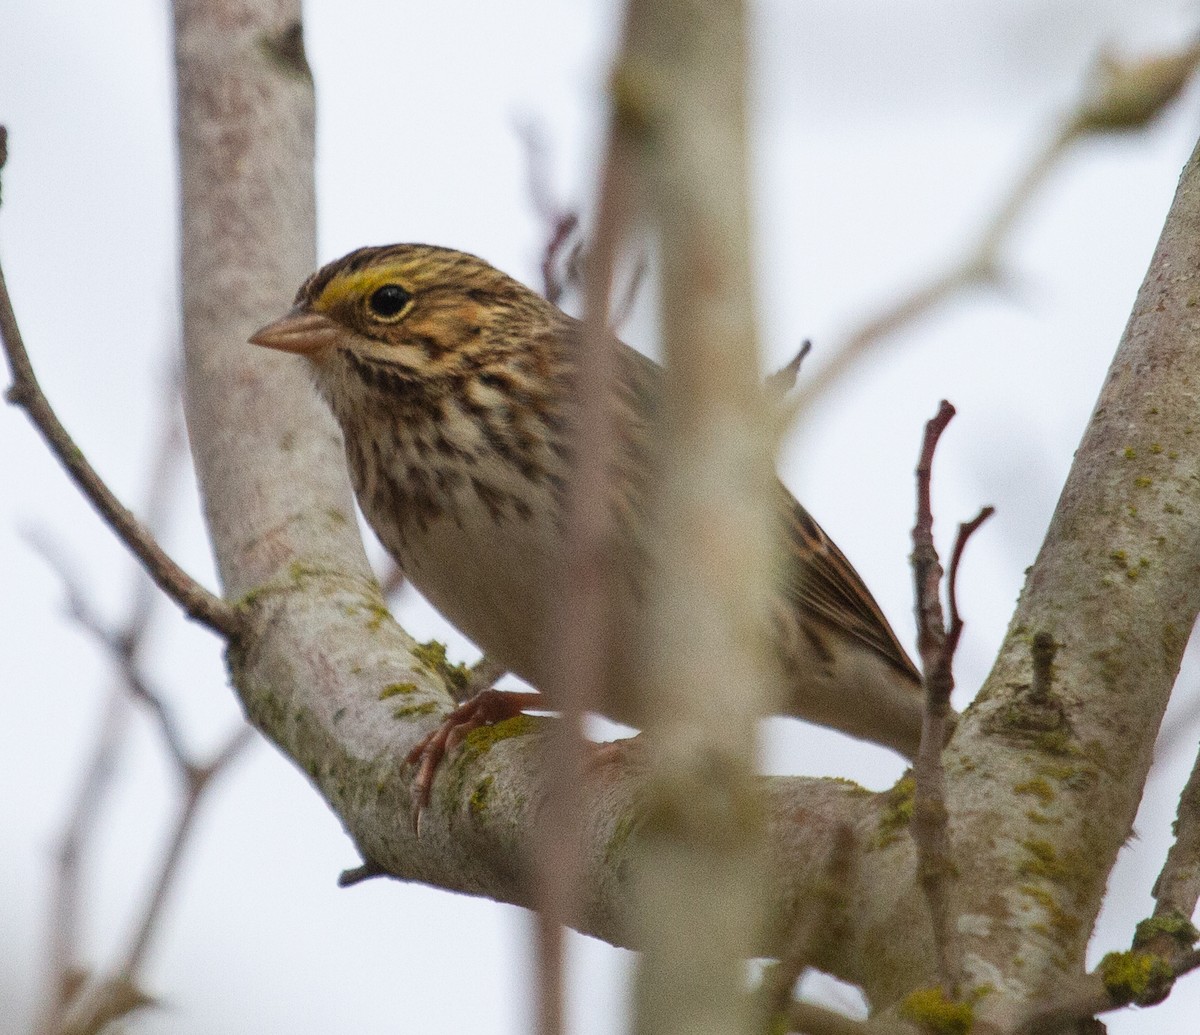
[251,244,926,769]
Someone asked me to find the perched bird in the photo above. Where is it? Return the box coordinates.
[250,244,925,799]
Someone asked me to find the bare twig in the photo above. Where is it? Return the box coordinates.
[33,368,190,1035]
[25,358,251,1034]
[907,403,993,996]
[791,38,1200,422]
[945,506,995,648]
[0,136,237,639]
[26,533,195,772]
[39,687,130,1035]
[766,340,813,397]
[909,400,964,993]
[56,725,253,1035]
[120,725,254,973]
[516,117,582,305]
[1150,740,1200,926]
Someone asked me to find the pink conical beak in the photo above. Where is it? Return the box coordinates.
[249,309,342,356]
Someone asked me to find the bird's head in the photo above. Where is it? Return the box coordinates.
[249,244,551,379]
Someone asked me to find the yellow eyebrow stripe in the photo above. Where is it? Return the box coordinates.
[313,264,418,312]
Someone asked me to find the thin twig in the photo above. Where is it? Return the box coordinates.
[56,726,253,1035]
[791,39,1200,422]
[120,725,254,973]
[33,370,187,1035]
[38,687,130,1035]
[26,533,195,772]
[945,506,995,650]
[516,117,582,305]
[27,362,242,1034]
[766,340,813,397]
[1150,740,1200,926]
[0,136,237,639]
[909,400,963,993]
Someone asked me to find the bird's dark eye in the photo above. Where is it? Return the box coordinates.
[367,284,412,319]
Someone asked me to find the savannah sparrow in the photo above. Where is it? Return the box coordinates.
[250,245,925,798]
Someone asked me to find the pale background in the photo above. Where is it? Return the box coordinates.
[3,1,1200,1032]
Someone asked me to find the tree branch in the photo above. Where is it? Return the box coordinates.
[790,37,1200,423]
[0,139,237,639]
[1151,738,1200,927]
[967,125,1200,1028]
[531,106,637,1035]
[908,401,964,993]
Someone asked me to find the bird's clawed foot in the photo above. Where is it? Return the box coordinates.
[405,688,543,833]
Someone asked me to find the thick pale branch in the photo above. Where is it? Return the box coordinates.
[960,132,1200,1024]
[533,114,636,1035]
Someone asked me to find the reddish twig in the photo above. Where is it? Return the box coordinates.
[909,400,965,993]
[912,401,956,670]
[945,506,995,652]
[515,117,582,305]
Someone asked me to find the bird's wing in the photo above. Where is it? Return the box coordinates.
[779,488,921,683]
[611,335,920,684]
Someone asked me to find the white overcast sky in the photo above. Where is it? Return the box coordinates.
[3,1,1200,1032]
